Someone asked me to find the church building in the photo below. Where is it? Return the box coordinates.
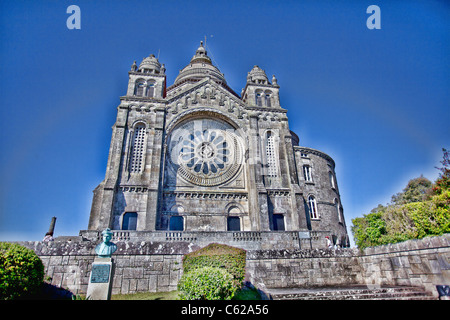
[85,42,349,248]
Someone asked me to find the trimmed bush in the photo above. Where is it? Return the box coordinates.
[178,266,237,300]
[178,243,247,300]
[0,242,45,300]
[182,243,246,288]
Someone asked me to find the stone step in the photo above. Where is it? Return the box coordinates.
[267,286,435,300]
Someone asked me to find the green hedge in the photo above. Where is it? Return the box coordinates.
[178,243,246,300]
[178,266,237,300]
[0,242,45,300]
[182,243,246,287]
[352,190,450,249]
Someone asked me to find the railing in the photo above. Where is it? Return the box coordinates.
[79,230,315,250]
[165,232,197,242]
[232,232,262,241]
[112,231,130,241]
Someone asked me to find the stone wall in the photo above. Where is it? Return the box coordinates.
[246,249,361,289]
[17,233,450,298]
[19,240,196,295]
[357,234,450,295]
[247,234,450,298]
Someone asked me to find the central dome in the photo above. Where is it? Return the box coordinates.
[174,41,227,85]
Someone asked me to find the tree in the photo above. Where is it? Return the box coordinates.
[433,148,450,196]
[352,148,450,249]
[390,175,432,205]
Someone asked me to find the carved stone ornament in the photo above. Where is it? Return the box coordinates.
[167,118,243,186]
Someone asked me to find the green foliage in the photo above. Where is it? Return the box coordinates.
[178,243,246,300]
[0,242,45,300]
[351,212,387,249]
[178,266,237,300]
[433,148,450,196]
[408,189,450,238]
[391,176,433,205]
[182,243,246,288]
[352,172,450,249]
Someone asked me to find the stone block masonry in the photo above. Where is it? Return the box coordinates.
[19,240,193,295]
[247,234,450,298]
[113,254,183,294]
[17,233,450,298]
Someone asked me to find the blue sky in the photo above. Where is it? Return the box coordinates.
[0,0,448,246]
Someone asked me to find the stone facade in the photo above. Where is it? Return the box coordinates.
[87,42,348,248]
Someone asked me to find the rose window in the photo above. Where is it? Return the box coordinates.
[168,118,243,186]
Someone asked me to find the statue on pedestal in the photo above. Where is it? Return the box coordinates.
[95,228,117,258]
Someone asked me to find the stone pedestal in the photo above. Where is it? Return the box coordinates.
[86,258,113,300]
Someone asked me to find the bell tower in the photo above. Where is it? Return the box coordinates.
[242,65,280,108]
[88,53,167,231]
[127,54,166,99]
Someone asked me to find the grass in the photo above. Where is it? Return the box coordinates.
[111,287,262,300]
[111,290,180,300]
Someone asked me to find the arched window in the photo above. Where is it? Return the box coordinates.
[129,124,146,173]
[308,195,318,219]
[122,212,137,230]
[146,81,155,98]
[169,216,184,231]
[329,171,336,189]
[134,80,145,96]
[264,91,272,107]
[303,165,312,182]
[266,131,278,177]
[255,91,263,106]
[265,94,271,107]
[334,198,342,223]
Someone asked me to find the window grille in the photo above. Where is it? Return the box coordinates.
[266,131,278,177]
[129,125,146,173]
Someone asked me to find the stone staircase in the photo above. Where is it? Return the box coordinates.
[266,285,436,300]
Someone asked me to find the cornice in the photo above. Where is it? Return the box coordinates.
[128,71,166,78]
[120,96,167,103]
[246,106,287,113]
[294,146,336,167]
